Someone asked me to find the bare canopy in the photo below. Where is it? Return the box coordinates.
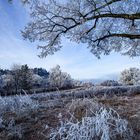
[22,0,140,58]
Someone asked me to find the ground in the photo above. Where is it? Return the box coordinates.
[0,86,140,140]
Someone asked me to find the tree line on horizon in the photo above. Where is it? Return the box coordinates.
[0,64,140,96]
[0,64,76,96]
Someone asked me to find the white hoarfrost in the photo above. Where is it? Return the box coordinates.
[0,94,38,116]
[49,99,132,140]
[120,67,140,85]
[0,94,39,139]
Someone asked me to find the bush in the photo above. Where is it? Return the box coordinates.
[67,99,99,120]
[120,68,140,85]
[0,94,39,139]
[100,80,121,86]
[0,94,39,116]
[50,105,131,140]
[0,74,14,95]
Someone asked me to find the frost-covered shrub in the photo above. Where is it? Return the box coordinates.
[1,74,14,88]
[0,94,38,116]
[48,65,74,89]
[50,107,131,140]
[67,99,99,119]
[13,94,39,113]
[120,68,140,85]
[100,80,121,86]
[0,94,38,139]
[0,74,14,95]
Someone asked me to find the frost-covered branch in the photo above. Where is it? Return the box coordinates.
[22,0,140,58]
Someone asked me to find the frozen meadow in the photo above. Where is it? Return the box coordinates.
[0,85,140,139]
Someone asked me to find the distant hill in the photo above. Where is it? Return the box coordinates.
[82,73,119,84]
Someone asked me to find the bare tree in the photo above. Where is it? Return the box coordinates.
[11,64,22,94]
[21,0,140,58]
[48,65,74,89]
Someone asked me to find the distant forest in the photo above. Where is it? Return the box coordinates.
[0,64,80,96]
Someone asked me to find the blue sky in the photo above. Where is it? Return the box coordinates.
[0,0,140,79]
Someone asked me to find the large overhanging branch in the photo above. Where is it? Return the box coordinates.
[93,33,140,47]
[86,13,140,21]
[94,33,140,42]
[21,0,140,57]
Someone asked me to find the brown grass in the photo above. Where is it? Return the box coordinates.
[0,92,140,140]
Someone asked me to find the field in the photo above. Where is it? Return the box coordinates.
[0,85,140,140]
